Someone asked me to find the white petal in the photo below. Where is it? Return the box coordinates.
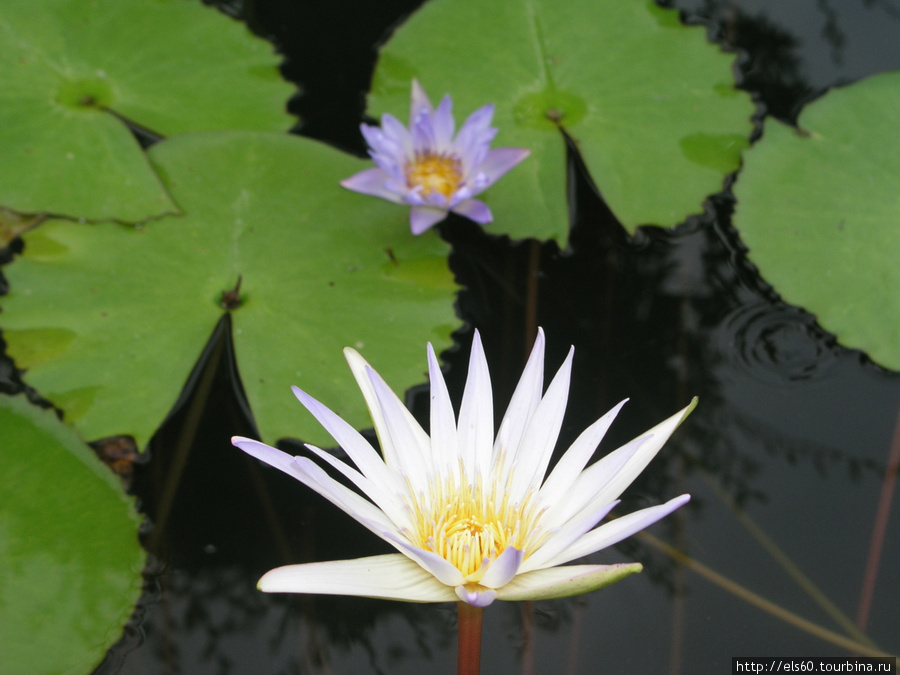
[479,547,524,588]
[541,436,647,530]
[291,386,400,495]
[340,167,404,204]
[495,563,643,602]
[538,399,628,507]
[290,456,398,537]
[537,494,691,569]
[508,347,573,503]
[232,437,308,482]
[259,554,457,603]
[365,366,431,489]
[427,342,460,484]
[303,444,408,531]
[570,399,697,510]
[380,531,467,587]
[518,500,620,574]
[457,330,494,481]
[492,328,545,482]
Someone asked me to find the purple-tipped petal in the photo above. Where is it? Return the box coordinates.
[455,586,498,607]
[409,206,448,234]
[341,168,405,204]
[537,494,692,569]
[479,547,524,588]
[452,199,492,224]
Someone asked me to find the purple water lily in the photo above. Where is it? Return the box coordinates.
[341,80,531,235]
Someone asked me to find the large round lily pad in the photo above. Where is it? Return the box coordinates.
[0,394,145,675]
[733,71,900,372]
[0,0,296,222]
[368,0,754,241]
[1,131,459,448]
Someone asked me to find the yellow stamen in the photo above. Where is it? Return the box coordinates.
[408,475,544,579]
[405,153,463,200]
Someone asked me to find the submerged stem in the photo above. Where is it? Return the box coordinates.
[457,601,484,675]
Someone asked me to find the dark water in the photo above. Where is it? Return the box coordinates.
[80,0,900,672]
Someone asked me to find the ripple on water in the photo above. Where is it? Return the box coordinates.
[718,301,839,384]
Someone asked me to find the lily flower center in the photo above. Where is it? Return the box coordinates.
[405,153,463,200]
[409,476,545,580]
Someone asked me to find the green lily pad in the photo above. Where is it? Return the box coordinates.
[733,71,900,372]
[1,131,460,448]
[0,394,145,675]
[369,0,754,241]
[0,0,296,222]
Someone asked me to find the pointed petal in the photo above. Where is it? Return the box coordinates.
[452,199,493,224]
[537,495,691,569]
[538,399,629,506]
[457,330,494,481]
[409,206,448,234]
[340,168,404,203]
[480,547,524,589]
[304,444,408,530]
[381,532,466,587]
[410,79,434,123]
[380,113,413,157]
[495,563,643,602]
[432,94,455,152]
[454,104,496,168]
[232,437,307,482]
[518,500,619,574]
[570,399,697,509]
[259,554,457,603]
[493,328,545,480]
[366,366,431,489]
[508,347,573,503]
[456,586,497,607]
[427,342,460,483]
[291,386,398,493]
[541,435,648,529]
[474,148,531,185]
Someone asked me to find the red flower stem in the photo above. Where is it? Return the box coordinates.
[457,601,484,675]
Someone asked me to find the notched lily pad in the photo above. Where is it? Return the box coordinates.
[1,131,460,448]
[0,0,297,222]
[369,0,754,241]
[0,394,145,675]
[733,71,900,372]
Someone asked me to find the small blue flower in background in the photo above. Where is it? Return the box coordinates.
[341,80,531,235]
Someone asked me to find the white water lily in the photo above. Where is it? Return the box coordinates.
[233,330,694,607]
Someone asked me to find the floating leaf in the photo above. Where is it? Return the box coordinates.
[733,71,900,371]
[2,131,460,448]
[0,394,145,675]
[368,0,754,241]
[0,0,296,222]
